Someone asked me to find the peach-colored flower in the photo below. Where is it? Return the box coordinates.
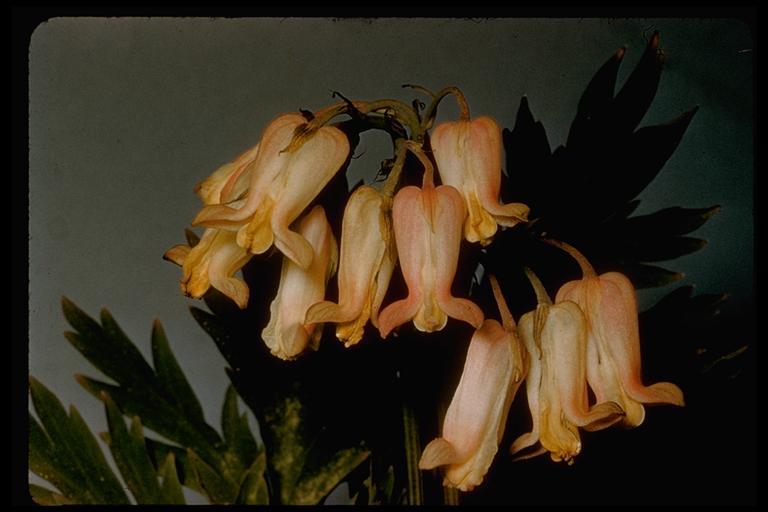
[163,228,252,309]
[511,269,624,464]
[304,185,396,346]
[262,205,338,360]
[432,116,529,245]
[419,276,527,491]
[556,271,685,427]
[377,173,483,336]
[194,143,259,206]
[192,113,349,270]
[164,156,254,309]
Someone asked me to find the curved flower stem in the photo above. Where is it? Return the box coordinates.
[381,139,409,198]
[402,402,423,505]
[305,97,423,141]
[418,85,471,132]
[489,274,516,330]
[402,83,437,101]
[333,115,408,142]
[523,266,552,306]
[404,140,436,189]
[543,238,597,278]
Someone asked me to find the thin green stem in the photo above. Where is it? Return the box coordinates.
[402,402,423,505]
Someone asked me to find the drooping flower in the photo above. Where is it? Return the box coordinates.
[163,228,253,309]
[432,116,529,245]
[419,276,527,491]
[163,154,254,309]
[511,268,624,464]
[262,205,338,360]
[194,143,260,206]
[552,241,685,427]
[377,168,484,337]
[304,185,396,346]
[193,113,349,270]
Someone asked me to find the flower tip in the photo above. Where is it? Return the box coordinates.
[419,438,458,470]
[163,244,190,266]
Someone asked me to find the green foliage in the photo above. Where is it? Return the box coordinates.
[191,305,373,505]
[29,31,748,507]
[495,32,714,294]
[29,378,129,504]
[30,301,268,504]
[102,393,164,504]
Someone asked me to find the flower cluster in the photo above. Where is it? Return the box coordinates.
[165,89,684,491]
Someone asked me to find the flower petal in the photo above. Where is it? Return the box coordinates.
[163,244,190,266]
[426,318,521,490]
[304,185,393,346]
[433,116,529,244]
[195,143,260,206]
[419,438,459,470]
[510,310,542,457]
[261,205,337,359]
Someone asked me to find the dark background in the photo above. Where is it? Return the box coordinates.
[21,16,756,504]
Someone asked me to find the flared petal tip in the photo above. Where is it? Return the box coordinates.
[305,300,344,325]
[580,401,626,432]
[492,202,530,227]
[377,298,419,339]
[163,245,190,266]
[635,381,686,408]
[192,205,234,227]
[213,278,249,310]
[419,438,458,470]
[441,297,485,329]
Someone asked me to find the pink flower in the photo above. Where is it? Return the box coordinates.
[511,269,624,464]
[556,271,685,427]
[262,205,338,360]
[432,116,529,245]
[304,185,396,346]
[419,276,527,491]
[377,174,483,336]
[192,113,349,270]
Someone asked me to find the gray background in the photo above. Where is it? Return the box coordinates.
[29,18,754,502]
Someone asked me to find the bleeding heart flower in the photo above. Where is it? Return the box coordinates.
[419,276,527,491]
[511,268,624,464]
[304,185,396,346]
[192,113,349,270]
[194,143,259,206]
[555,261,685,427]
[377,169,484,336]
[262,205,338,360]
[163,228,253,309]
[164,156,254,309]
[432,116,529,245]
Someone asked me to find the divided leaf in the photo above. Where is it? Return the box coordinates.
[102,392,163,504]
[28,378,129,504]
